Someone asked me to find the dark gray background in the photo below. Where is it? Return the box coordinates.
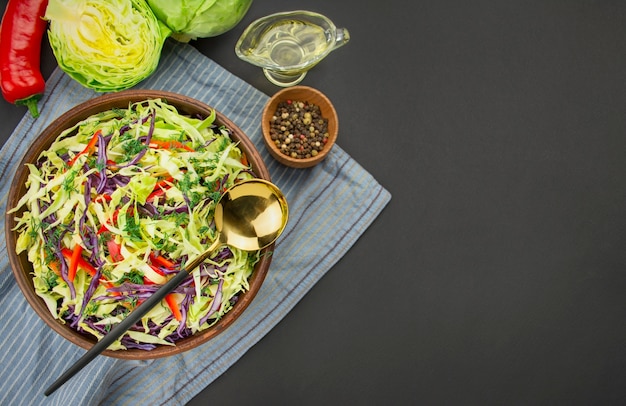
[1,1,625,405]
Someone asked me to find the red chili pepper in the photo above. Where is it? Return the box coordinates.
[0,0,48,118]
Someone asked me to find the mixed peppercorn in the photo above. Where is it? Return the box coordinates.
[268,99,329,159]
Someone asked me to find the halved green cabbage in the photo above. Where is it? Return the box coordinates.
[147,0,253,42]
[45,0,171,92]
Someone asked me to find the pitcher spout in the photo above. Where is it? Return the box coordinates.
[333,28,351,50]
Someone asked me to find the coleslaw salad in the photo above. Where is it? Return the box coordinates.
[9,98,261,350]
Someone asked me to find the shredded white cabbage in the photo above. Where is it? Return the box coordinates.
[10,98,260,350]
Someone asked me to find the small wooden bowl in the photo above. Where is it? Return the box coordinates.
[5,90,273,360]
[262,86,338,168]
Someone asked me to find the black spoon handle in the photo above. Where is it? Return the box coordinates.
[44,268,189,396]
[44,239,221,396]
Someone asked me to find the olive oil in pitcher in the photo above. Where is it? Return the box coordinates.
[236,11,350,87]
[251,20,329,68]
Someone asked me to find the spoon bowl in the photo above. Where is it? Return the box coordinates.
[185,179,289,270]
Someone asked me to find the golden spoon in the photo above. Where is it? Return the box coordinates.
[44,179,288,396]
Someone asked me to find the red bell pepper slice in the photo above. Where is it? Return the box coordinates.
[106,238,124,262]
[147,176,174,202]
[149,139,194,152]
[61,247,97,276]
[68,129,102,167]
[143,264,182,321]
[48,260,61,276]
[67,244,83,282]
[165,294,183,321]
[149,252,176,269]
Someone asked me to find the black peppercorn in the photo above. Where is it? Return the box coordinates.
[268,99,329,159]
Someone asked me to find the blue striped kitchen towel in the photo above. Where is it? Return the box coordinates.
[0,39,390,406]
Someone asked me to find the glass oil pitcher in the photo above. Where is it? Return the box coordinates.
[235,10,350,87]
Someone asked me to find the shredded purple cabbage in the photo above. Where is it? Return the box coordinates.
[26,102,256,351]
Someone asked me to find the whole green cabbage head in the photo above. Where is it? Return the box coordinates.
[45,0,171,92]
[147,0,253,42]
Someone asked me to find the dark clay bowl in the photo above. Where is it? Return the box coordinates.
[5,90,273,360]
